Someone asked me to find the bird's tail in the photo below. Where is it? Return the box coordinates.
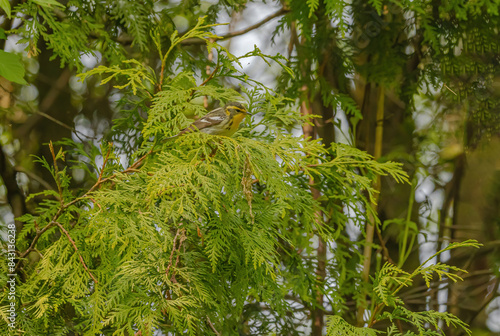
[162,125,200,143]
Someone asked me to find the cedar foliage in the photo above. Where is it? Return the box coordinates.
[0,0,498,335]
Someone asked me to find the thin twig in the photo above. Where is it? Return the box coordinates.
[166,228,182,277]
[33,248,44,259]
[90,197,102,212]
[16,145,155,274]
[158,60,166,92]
[14,165,58,194]
[181,7,289,45]
[206,316,220,336]
[16,69,71,140]
[16,221,56,264]
[53,221,98,283]
[443,83,457,96]
[199,64,220,89]
[49,141,64,204]
[173,230,187,271]
[190,63,221,99]
[64,148,153,209]
[34,110,92,142]
[98,145,113,182]
[217,7,288,40]
[375,225,394,264]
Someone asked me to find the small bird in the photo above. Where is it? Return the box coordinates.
[170,102,250,139]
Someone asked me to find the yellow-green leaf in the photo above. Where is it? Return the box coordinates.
[0,50,27,85]
[0,0,11,19]
[31,0,65,9]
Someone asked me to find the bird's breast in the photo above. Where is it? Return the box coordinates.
[230,113,246,130]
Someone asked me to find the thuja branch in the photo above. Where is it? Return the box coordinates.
[53,221,98,283]
[15,145,155,277]
[49,141,63,204]
[158,17,221,89]
[367,240,481,327]
[198,63,220,90]
[16,220,56,270]
[166,227,187,279]
[98,146,112,182]
[65,147,153,209]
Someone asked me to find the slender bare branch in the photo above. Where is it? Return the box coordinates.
[14,165,57,194]
[33,109,94,142]
[181,7,289,45]
[206,316,220,336]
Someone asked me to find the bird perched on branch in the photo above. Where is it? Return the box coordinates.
[168,102,250,139]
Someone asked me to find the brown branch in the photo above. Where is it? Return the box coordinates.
[193,145,219,168]
[133,323,149,336]
[300,87,315,139]
[181,7,289,45]
[98,145,112,182]
[166,228,182,277]
[16,144,155,275]
[63,148,154,210]
[206,316,220,336]
[199,64,220,89]
[375,225,394,264]
[17,220,56,262]
[53,221,98,283]
[90,197,102,212]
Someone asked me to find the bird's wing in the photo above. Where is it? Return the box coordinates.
[179,108,226,135]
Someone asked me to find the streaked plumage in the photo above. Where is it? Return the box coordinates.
[172,102,249,138]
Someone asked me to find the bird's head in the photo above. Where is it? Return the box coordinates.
[224,102,250,117]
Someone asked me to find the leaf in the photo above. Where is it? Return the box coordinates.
[326,315,380,335]
[0,50,27,85]
[0,0,10,19]
[0,27,6,39]
[307,0,319,17]
[31,0,66,9]
[369,0,383,14]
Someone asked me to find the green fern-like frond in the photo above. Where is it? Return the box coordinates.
[77,59,156,95]
[368,0,383,14]
[109,0,153,51]
[306,0,320,17]
[326,315,380,335]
